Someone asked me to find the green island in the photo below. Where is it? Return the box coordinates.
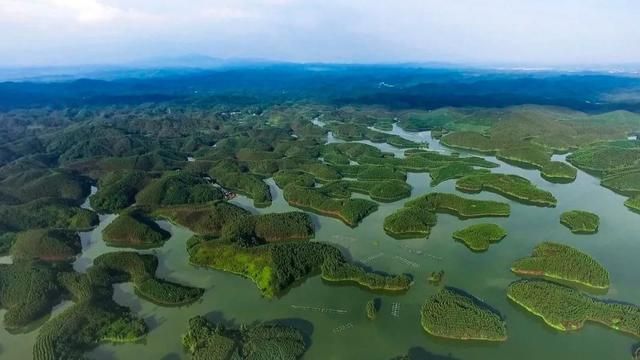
[33,268,148,359]
[28,250,206,359]
[456,173,557,207]
[283,184,378,227]
[406,192,511,218]
[507,279,640,337]
[33,297,147,360]
[428,162,490,186]
[494,146,577,183]
[452,223,507,251]
[420,287,507,341]
[445,133,579,182]
[11,229,81,262]
[567,140,640,175]
[384,207,438,238]
[436,106,640,183]
[511,242,609,289]
[321,179,412,202]
[559,210,600,234]
[567,140,640,210]
[188,239,411,298]
[320,139,497,178]
[328,122,420,148]
[626,196,640,213]
[102,210,170,248]
[182,315,307,360]
[0,261,63,329]
[94,251,205,306]
[332,164,407,181]
[384,193,509,239]
[360,148,497,174]
[602,168,640,195]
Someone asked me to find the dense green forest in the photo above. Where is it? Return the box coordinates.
[384,193,510,239]
[511,242,610,289]
[189,238,411,297]
[421,287,507,341]
[452,223,507,251]
[508,279,640,337]
[559,210,600,234]
[102,210,170,248]
[182,315,307,360]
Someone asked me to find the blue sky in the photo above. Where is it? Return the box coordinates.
[1,0,639,67]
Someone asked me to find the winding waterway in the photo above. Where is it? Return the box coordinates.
[1,124,639,359]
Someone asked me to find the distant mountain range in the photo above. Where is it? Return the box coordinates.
[1,59,640,112]
[1,55,639,83]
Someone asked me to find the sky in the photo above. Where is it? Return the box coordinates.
[1,0,639,67]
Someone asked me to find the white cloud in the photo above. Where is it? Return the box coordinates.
[51,0,121,23]
[200,5,260,21]
[0,0,639,66]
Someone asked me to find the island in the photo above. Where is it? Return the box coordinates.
[429,163,490,186]
[384,192,509,239]
[559,210,599,234]
[456,173,557,207]
[511,242,609,289]
[507,279,640,337]
[102,210,170,248]
[420,287,507,341]
[94,251,205,306]
[321,179,412,202]
[627,197,640,213]
[406,192,511,218]
[384,207,438,238]
[452,223,507,251]
[0,261,63,329]
[567,140,640,212]
[182,315,307,359]
[188,239,411,298]
[283,184,378,227]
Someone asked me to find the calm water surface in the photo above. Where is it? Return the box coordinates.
[0,124,638,359]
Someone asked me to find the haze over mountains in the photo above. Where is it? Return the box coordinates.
[2,55,640,83]
[1,59,640,113]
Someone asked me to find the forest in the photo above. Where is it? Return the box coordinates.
[511,242,610,289]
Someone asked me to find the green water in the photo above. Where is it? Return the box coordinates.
[1,124,639,359]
